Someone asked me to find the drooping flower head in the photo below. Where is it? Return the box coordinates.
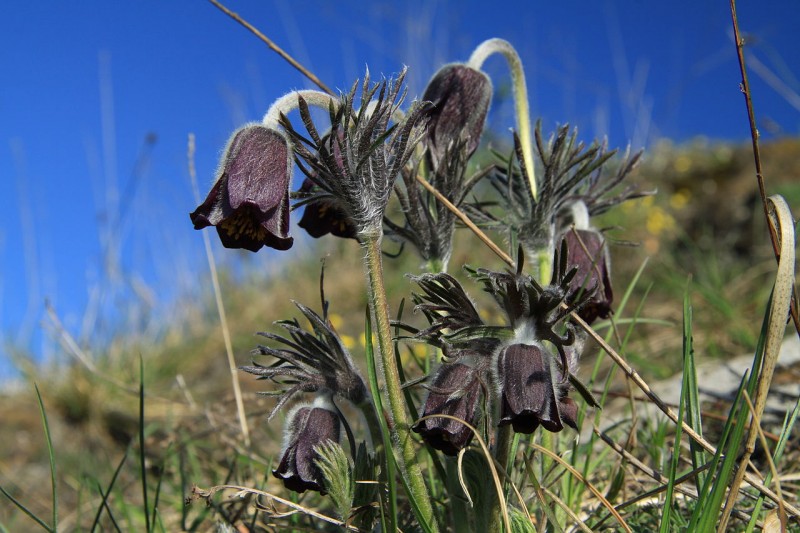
[468,249,597,433]
[281,69,429,241]
[383,64,492,270]
[404,273,501,454]
[273,395,341,494]
[190,124,293,251]
[290,126,359,240]
[559,225,613,325]
[296,177,358,240]
[468,125,647,283]
[421,63,492,171]
[495,338,581,434]
[412,356,485,456]
[406,260,597,441]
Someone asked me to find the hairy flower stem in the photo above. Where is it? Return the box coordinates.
[262,89,336,128]
[363,235,438,531]
[489,425,513,533]
[468,38,535,200]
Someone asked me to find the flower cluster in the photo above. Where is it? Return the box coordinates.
[406,245,600,455]
[188,37,646,525]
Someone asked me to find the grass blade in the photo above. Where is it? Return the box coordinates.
[659,290,692,532]
[35,383,58,532]
[138,355,151,533]
[150,443,170,532]
[680,285,707,492]
[90,449,129,532]
[693,369,752,532]
[744,397,800,532]
[0,484,53,532]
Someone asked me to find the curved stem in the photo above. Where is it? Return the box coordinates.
[262,89,337,128]
[468,38,536,200]
[363,235,438,531]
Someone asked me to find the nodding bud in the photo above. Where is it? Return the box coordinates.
[560,228,612,324]
[273,400,341,494]
[413,361,482,456]
[422,64,492,168]
[191,124,293,251]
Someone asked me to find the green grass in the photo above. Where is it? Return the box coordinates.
[1,134,799,530]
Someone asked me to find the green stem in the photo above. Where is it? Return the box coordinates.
[363,235,438,531]
[468,38,535,201]
[536,248,553,285]
[489,425,513,533]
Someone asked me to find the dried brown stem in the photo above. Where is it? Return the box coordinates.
[729,0,800,337]
[208,0,335,96]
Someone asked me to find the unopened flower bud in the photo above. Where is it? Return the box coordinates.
[422,64,492,168]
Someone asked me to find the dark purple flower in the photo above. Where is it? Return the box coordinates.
[273,401,341,494]
[297,178,358,240]
[190,124,293,252]
[413,361,483,456]
[561,228,612,324]
[497,343,575,434]
[422,64,492,168]
[558,396,579,430]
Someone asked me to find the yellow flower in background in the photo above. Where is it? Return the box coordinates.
[411,343,428,360]
[328,313,343,330]
[340,334,356,350]
[646,206,676,236]
[670,188,690,210]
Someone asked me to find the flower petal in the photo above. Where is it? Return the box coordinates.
[273,405,341,494]
[562,228,612,323]
[423,64,492,167]
[498,343,563,434]
[297,179,358,239]
[413,362,481,456]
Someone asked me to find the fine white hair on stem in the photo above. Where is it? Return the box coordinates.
[263,90,338,129]
[467,38,535,200]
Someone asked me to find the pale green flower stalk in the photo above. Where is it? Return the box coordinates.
[263,89,337,129]
[468,38,536,202]
[467,39,552,284]
[364,236,438,530]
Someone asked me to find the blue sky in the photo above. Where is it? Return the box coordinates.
[1,1,798,378]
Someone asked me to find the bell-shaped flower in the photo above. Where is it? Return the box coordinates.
[560,227,612,324]
[190,124,293,252]
[496,342,576,434]
[381,65,491,269]
[273,396,341,494]
[296,178,358,240]
[422,64,492,169]
[413,359,484,456]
